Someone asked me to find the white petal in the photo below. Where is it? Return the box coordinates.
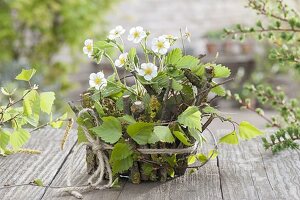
[159,48,168,55]
[84,39,93,46]
[136,26,143,32]
[89,80,96,87]
[128,34,134,41]
[129,27,136,34]
[151,69,158,78]
[89,73,97,80]
[108,34,116,40]
[138,69,145,76]
[164,41,170,48]
[152,38,158,45]
[83,47,89,54]
[115,60,123,67]
[133,38,140,43]
[139,31,146,38]
[95,85,100,90]
[158,36,166,41]
[144,75,152,81]
[141,63,147,69]
[120,53,128,59]
[97,72,104,78]
[152,45,159,53]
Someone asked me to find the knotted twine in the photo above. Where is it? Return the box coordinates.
[59,108,199,199]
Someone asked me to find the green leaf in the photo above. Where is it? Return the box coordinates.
[95,41,115,50]
[40,92,55,114]
[219,131,239,144]
[91,116,122,144]
[176,55,199,69]
[1,87,16,96]
[166,48,182,65]
[102,81,123,98]
[208,150,218,159]
[213,65,231,78]
[128,48,136,62]
[15,69,36,81]
[177,106,202,131]
[127,122,154,145]
[149,126,175,144]
[110,142,133,162]
[189,128,204,143]
[141,163,153,176]
[10,129,30,150]
[173,131,192,146]
[0,129,10,150]
[33,179,44,186]
[112,156,133,175]
[171,79,183,91]
[211,84,226,96]
[118,115,136,124]
[202,106,218,114]
[239,121,263,140]
[111,178,121,188]
[196,153,208,163]
[50,113,68,128]
[77,126,88,144]
[165,154,177,167]
[187,155,197,165]
[23,90,39,117]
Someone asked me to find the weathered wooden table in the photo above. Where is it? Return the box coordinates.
[1,111,300,200]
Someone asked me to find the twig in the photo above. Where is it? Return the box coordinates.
[160,78,172,121]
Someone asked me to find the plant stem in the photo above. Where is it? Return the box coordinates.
[104,53,121,82]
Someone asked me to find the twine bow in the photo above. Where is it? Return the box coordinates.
[59,108,113,199]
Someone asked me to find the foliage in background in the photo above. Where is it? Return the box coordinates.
[227,0,300,153]
[224,0,300,72]
[0,68,71,156]
[0,0,117,93]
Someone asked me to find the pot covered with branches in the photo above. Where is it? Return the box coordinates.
[65,26,263,198]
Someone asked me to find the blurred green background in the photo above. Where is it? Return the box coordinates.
[0,0,118,106]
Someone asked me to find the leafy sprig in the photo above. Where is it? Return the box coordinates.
[0,68,71,156]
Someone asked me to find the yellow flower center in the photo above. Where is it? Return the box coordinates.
[134,31,140,38]
[157,41,164,49]
[87,44,93,52]
[95,77,102,85]
[144,67,153,75]
[120,58,126,64]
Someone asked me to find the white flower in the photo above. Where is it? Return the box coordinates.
[108,25,125,40]
[162,34,178,40]
[115,53,128,68]
[184,27,191,42]
[137,63,158,81]
[89,72,107,90]
[83,39,93,58]
[128,26,147,43]
[151,36,170,55]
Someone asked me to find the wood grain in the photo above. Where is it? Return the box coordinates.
[1,110,300,200]
[0,128,77,200]
[41,144,126,200]
[116,161,222,200]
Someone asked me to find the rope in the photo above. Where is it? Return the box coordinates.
[58,108,200,199]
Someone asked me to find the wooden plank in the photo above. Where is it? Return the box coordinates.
[0,128,77,200]
[117,161,222,200]
[212,111,278,200]
[41,145,125,200]
[256,143,300,200]
[116,136,222,200]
